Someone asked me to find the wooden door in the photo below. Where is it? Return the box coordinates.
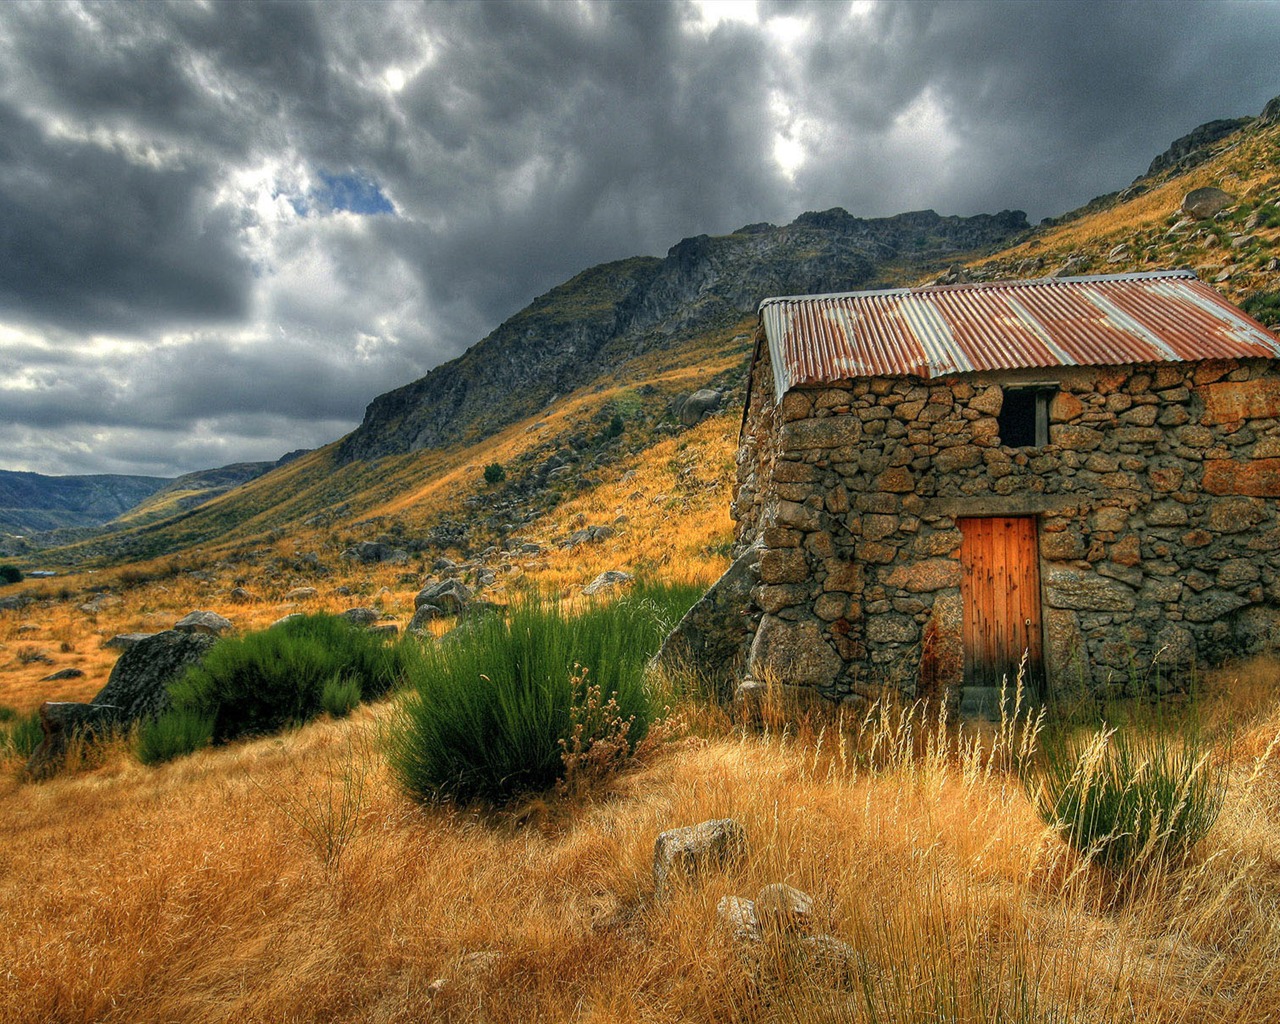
[958,517,1044,695]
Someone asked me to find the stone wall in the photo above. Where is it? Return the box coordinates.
[731,350,1280,706]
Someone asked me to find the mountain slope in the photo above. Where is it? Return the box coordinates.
[337,208,1029,463]
[0,471,169,533]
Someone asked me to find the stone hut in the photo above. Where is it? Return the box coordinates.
[728,270,1280,713]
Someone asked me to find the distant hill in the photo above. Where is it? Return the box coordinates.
[0,471,169,533]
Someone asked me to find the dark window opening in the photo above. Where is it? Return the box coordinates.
[997,387,1055,448]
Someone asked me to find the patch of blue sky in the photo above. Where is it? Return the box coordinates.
[276,172,395,219]
[312,171,395,216]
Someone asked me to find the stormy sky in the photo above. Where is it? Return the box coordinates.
[0,1,1276,478]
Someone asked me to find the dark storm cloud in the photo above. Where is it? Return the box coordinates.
[0,0,1276,476]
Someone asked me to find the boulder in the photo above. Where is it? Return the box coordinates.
[582,570,634,596]
[94,630,219,722]
[653,818,748,895]
[339,607,380,627]
[285,586,318,600]
[415,580,471,613]
[653,541,760,701]
[1182,187,1234,220]
[269,613,305,629]
[25,630,217,778]
[174,610,234,635]
[229,587,258,604]
[408,604,441,633]
[79,594,122,615]
[341,541,408,565]
[562,525,615,548]
[676,388,724,426]
[369,623,399,638]
[0,594,31,612]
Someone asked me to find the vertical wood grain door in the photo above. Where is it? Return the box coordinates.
[959,517,1044,695]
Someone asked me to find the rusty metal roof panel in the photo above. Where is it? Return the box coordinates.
[759,271,1280,402]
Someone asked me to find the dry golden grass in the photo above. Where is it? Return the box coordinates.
[2,658,1279,1023]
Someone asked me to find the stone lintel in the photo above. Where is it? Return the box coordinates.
[921,493,1077,519]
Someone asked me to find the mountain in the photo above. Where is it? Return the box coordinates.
[0,471,169,533]
[337,208,1029,462]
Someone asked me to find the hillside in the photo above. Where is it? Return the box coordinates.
[0,471,168,534]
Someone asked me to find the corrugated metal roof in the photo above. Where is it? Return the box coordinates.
[758,271,1280,403]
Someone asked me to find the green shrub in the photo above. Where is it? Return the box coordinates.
[167,614,406,745]
[1028,724,1226,872]
[484,462,506,484]
[387,583,698,804]
[1243,290,1280,329]
[321,675,362,718]
[0,564,22,585]
[1,708,44,759]
[137,708,215,765]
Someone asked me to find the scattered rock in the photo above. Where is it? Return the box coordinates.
[341,541,408,565]
[339,607,380,627]
[754,883,815,936]
[285,586,318,600]
[40,668,84,681]
[562,524,616,548]
[653,818,748,895]
[1182,187,1234,220]
[798,933,864,985]
[174,610,234,636]
[368,623,399,637]
[229,587,258,604]
[415,579,471,613]
[674,388,724,426]
[0,594,31,612]
[407,605,441,633]
[717,895,762,943]
[103,633,156,650]
[79,595,122,615]
[582,570,634,596]
[16,624,40,634]
[269,613,305,629]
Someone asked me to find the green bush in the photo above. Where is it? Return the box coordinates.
[1028,724,1227,872]
[387,583,698,804]
[484,462,506,484]
[137,708,215,765]
[0,708,44,759]
[0,564,22,585]
[1243,290,1280,329]
[167,614,407,745]
[321,675,362,718]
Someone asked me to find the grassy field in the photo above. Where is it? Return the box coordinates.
[1,651,1278,1023]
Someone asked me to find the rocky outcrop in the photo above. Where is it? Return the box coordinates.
[1146,118,1253,178]
[335,209,1028,464]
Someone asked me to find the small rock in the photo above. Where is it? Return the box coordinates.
[229,587,258,604]
[415,579,471,613]
[754,883,815,936]
[799,934,864,986]
[582,570,635,596]
[173,610,234,636]
[368,623,399,637]
[40,668,85,681]
[653,818,748,895]
[285,587,318,600]
[16,624,40,634]
[339,607,380,627]
[407,605,441,633]
[79,595,122,615]
[717,895,762,943]
[1106,244,1128,263]
[269,614,304,629]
